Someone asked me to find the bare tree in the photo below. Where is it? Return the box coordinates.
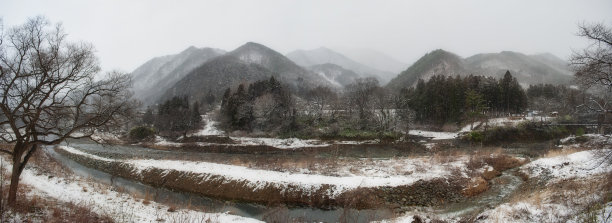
[570,22,612,134]
[371,87,394,131]
[252,93,278,129]
[346,77,379,128]
[305,86,336,121]
[0,17,136,206]
[571,22,612,91]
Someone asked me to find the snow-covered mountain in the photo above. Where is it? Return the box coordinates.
[131,46,226,105]
[160,42,336,104]
[307,63,363,87]
[465,51,573,85]
[333,47,407,74]
[387,49,574,90]
[286,47,395,84]
[387,49,468,90]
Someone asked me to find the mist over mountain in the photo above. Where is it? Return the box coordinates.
[465,51,573,85]
[160,42,335,104]
[333,48,408,74]
[387,49,573,90]
[286,47,395,84]
[307,63,363,87]
[387,49,468,90]
[131,46,226,105]
[131,43,575,106]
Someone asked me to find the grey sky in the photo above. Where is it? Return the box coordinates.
[1,0,611,73]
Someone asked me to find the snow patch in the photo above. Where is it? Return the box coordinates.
[0,155,261,223]
[522,149,612,179]
[61,146,467,198]
[230,137,329,149]
[409,130,457,140]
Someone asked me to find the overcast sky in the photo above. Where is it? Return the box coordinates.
[1,0,611,73]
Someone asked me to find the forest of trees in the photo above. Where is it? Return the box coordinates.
[402,71,527,125]
[142,96,202,137]
[133,70,590,138]
[526,83,583,115]
[220,76,294,132]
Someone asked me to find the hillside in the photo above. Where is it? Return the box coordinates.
[387,49,467,90]
[333,47,408,74]
[131,46,225,105]
[387,50,573,90]
[286,47,395,84]
[465,51,573,85]
[308,63,362,87]
[161,42,334,104]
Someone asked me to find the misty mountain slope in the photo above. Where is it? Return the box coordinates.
[465,51,573,85]
[227,42,331,89]
[131,55,175,88]
[161,42,335,104]
[308,63,362,87]
[286,47,395,84]
[131,46,226,105]
[333,47,408,74]
[387,49,467,90]
[529,53,573,76]
[162,55,275,103]
[386,50,574,90]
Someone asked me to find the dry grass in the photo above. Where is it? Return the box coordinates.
[502,173,611,222]
[543,147,586,158]
[483,154,526,172]
[463,177,488,197]
[482,168,501,180]
[167,205,177,212]
[142,190,152,205]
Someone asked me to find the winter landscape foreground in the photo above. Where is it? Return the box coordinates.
[1,119,610,222]
[2,2,612,222]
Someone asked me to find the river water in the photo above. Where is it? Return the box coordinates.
[46,145,393,222]
[49,139,526,222]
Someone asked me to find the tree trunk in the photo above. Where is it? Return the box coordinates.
[7,144,35,207]
[8,159,23,207]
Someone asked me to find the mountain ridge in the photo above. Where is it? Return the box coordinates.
[159,42,335,104]
[131,46,226,105]
[387,49,573,90]
[286,47,395,84]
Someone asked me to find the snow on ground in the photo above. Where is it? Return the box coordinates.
[410,116,557,140]
[155,135,332,149]
[61,146,467,197]
[569,201,612,223]
[230,137,330,149]
[91,131,121,143]
[477,202,574,223]
[191,114,224,136]
[1,156,261,223]
[408,130,458,140]
[474,148,612,222]
[125,156,466,197]
[522,149,612,179]
[154,135,182,147]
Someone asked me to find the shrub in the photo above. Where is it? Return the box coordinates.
[467,131,484,142]
[129,126,155,140]
[463,121,571,144]
[576,127,585,137]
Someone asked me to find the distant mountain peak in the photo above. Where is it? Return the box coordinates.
[286,47,396,84]
[237,42,272,51]
[386,49,573,90]
[130,45,226,105]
